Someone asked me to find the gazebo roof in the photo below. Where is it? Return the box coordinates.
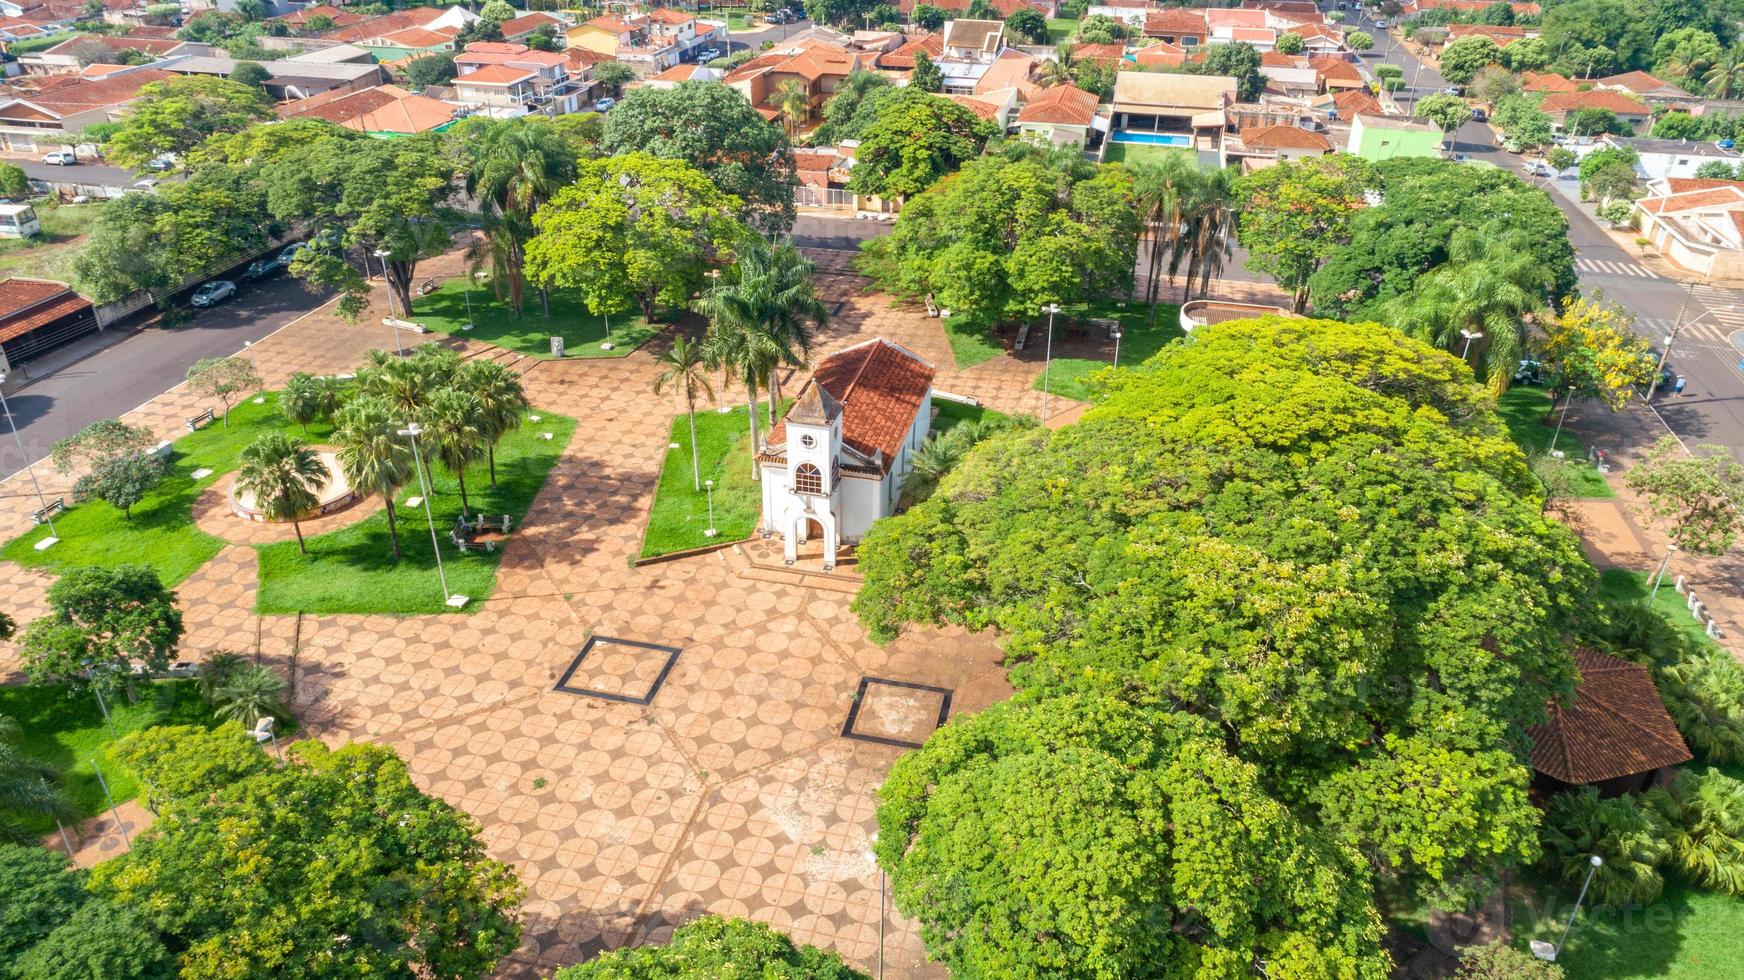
[1529,648,1691,784]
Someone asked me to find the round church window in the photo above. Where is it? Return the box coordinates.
[800,434,816,448]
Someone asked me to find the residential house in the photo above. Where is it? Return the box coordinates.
[1310,55,1365,92]
[755,338,936,569]
[1289,23,1346,55]
[279,83,459,136]
[1347,113,1442,160]
[948,91,1013,129]
[973,48,1037,99]
[1111,70,1235,144]
[1444,24,1533,47]
[1527,648,1690,797]
[17,32,193,74]
[935,19,1005,94]
[1085,0,1150,29]
[876,32,942,76]
[454,41,592,114]
[357,26,461,63]
[1600,135,1742,181]
[1635,176,1744,277]
[1521,70,1578,94]
[0,64,172,153]
[0,277,94,370]
[567,8,724,73]
[1070,42,1125,70]
[1142,10,1207,46]
[1207,8,1274,49]
[1229,121,1331,167]
[0,17,54,43]
[644,62,720,88]
[452,64,544,116]
[156,54,384,102]
[1324,87,1382,121]
[1017,82,1101,148]
[1594,70,1698,107]
[324,6,477,45]
[1405,0,1541,15]
[270,5,369,31]
[722,40,867,128]
[895,0,1055,20]
[1259,51,1318,95]
[1132,40,1191,70]
[1540,89,1651,132]
[498,11,563,44]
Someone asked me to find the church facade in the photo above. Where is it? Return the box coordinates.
[755,339,936,569]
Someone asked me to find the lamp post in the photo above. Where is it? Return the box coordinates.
[1459,328,1483,361]
[1652,542,1678,599]
[0,373,57,546]
[600,311,613,351]
[1111,325,1123,370]
[1533,855,1603,962]
[90,758,129,847]
[463,270,475,331]
[398,423,461,608]
[1648,304,1737,401]
[243,339,259,384]
[703,478,717,538]
[1041,303,1061,424]
[1548,385,1575,453]
[373,247,399,318]
[79,659,114,737]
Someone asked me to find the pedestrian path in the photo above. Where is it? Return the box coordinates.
[1577,256,1663,279]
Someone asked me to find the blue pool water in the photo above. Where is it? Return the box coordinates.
[1111,131,1192,147]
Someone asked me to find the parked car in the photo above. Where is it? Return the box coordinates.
[1522,160,1554,177]
[1470,107,1487,122]
[41,150,76,165]
[130,177,159,192]
[1374,18,1388,27]
[277,241,307,266]
[190,280,237,308]
[240,255,283,281]
[142,155,174,172]
[696,46,721,61]
[594,97,616,111]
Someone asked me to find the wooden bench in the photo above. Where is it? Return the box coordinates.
[32,498,64,525]
[186,407,215,432]
[382,317,428,334]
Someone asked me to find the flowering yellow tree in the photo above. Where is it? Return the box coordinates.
[1534,297,1658,414]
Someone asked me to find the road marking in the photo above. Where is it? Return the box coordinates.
[1575,257,1662,279]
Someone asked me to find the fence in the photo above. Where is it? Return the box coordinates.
[796,186,855,210]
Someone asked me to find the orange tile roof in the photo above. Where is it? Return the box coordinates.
[1207,8,1268,28]
[1665,177,1744,193]
[1522,70,1578,93]
[1528,648,1690,785]
[973,48,1034,94]
[947,93,1002,120]
[581,15,636,33]
[326,8,449,43]
[764,339,935,472]
[792,150,837,172]
[1133,40,1188,67]
[499,11,561,35]
[1596,70,1687,97]
[1071,42,1125,67]
[1018,83,1097,126]
[1638,186,1744,215]
[1229,27,1274,42]
[14,67,174,117]
[280,84,454,133]
[1260,50,1302,67]
[1331,88,1382,117]
[1241,122,1331,151]
[1541,89,1650,115]
[457,64,535,85]
[271,4,366,28]
[376,26,454,48]
[46,33,181,55]
[879,32,942,70]
[0,278,89,345]
[1143,10,1208,36]
[647,8,694,25]
[1311,55,1362,82]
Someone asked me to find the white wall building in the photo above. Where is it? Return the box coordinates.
[756,339,935,569]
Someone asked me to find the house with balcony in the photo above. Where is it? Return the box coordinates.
[1111,69,1235,145]
[935,19,1006,95]
[454,41,592,115]
[567,8,724,74]
[1636,176,1744,278]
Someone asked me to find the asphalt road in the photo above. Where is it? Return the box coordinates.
[1356,9,1744,452]
[0,272,333,483]
[18,159,139,189]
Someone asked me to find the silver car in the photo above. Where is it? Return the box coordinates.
[190,280,237,308]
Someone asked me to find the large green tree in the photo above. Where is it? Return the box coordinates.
[1439,35,1505,85]
[1236,154,1376,312]
[0,843,86,961]
[552,915,866,979]
[526,153,749,323]
[19,564,184,695]
[877,694,1389,978]
[89,739,523,980]
[846,88,999,200]
[454,116,577,316]
[103,75,273,167]
[600,82,797,232]
[855,317,1593,922]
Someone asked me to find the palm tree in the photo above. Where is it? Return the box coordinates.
[418,387,485,518]
[1646,770,1744,895]
[1707,46,1744,100]
[457,359,529,488]
[707,239,829,418]
[212,663,289,728]
[1378,231,1553,393]
[464,118,576,316]
[358,356,430,417]
[0,714,71,843]
[198,650,249,704]
[773,78,811,138]
[1173,166,1237,304]
[700,317,782,480]
[334,395,415,561]
[1128,155,1194,323]
[235,432,331,554]
[652,335,715,491]
[1038,44,1077,88]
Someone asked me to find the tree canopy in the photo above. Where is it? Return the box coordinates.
[19,564,183,693]
[846,88,999,199]
[103,75,273,168]
[857,318,1596,940]
[1236,154,1376,312]
[551,915,867,979]
[601,82,797,231]
[89,739,522,979]
[860,150,1138,322]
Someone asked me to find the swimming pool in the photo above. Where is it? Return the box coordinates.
[1110,131,1192,147]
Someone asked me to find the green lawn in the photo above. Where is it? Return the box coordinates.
[1033,301,1183,401]
[0,201,103,281]
[1496,386,1614,499]
[1045,17,1079,43]
[1104,142,1196,166]
[942,312,1005,370]
[641,403,773,558]
[1598,567,1720,652]
[932,399,1010,434]
[1509,868,1744,979]
[256,410,575,615]
[0,680,209,833]
[409,279,665,359]
[3,393,330,585]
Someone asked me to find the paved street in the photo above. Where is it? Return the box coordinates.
[17,159,139,189]
[0,272,333,483]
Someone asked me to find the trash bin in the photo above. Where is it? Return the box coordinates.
[550,336,565,358]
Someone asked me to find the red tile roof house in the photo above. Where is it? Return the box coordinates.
[453,41,591,115]
[0,277,96,369]
[1016,82,1100,148]
[1142,10,1208,46]
[1230,122,1333,167]
[1540,89,1652,132]
[0,64,172,153]
[17,32,190,75]
[755,338,936,569]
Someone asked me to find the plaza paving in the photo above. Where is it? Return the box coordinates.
[0,249,1160,977]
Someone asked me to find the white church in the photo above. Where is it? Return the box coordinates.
[756,339,936,570]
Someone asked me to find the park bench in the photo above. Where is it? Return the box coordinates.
[383,317,428,334]
[32,497,64,525]
[186,407,215,432]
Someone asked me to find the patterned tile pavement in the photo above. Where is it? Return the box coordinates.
[0,246,1209,977]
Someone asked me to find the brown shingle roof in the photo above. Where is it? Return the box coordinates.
[326,8,451,43]
[13,67,174,117]
[1143,9,1208,36]
[1528,648,1691,785]
[0,278,89,345]
[1595,70,1684,96]
[764,339,935,472]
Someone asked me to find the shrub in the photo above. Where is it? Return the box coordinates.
[1658,648,1744,764]
[1539,787,1668,909]
[1455,940,1564,979]
[1645,769,1744,895]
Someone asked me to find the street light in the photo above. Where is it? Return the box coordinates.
[1041,303,1061,424]
[0,372,57,547]
[79,659,114,737]
[243,339,259,387]
[1533,854,1603,962]
[1459,328,1483,361]
[1651,542,1678,599]
[1548,384,1575,453]
[373,248,399,320]
[600,311,613,351]
[1647,304,1738,401]
[703,478,717,538]
[90,757,128,847]
[1111,325,1123,370]
[398,423,465,609]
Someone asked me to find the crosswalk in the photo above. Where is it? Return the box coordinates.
[1637,286,1744,351]
[1576,256,1663,279]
